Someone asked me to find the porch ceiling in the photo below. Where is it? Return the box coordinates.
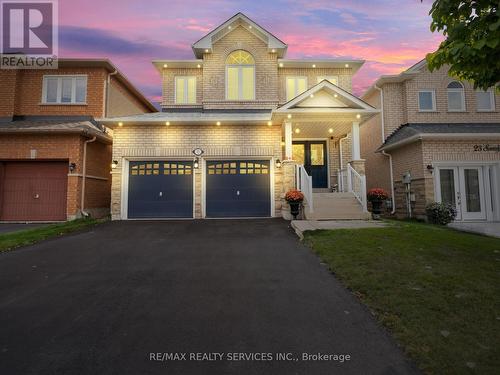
[282,120,353,139]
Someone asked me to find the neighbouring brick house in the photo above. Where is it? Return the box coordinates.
[99,13,377,220]
[0,59,156,221]
[361,60,500,221]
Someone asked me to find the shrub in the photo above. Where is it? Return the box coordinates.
[367,188,389,202]
[285,190,304,203]
[425,202,457,225]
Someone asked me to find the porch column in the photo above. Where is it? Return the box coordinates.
[351,121,360,160]
[284,121,293,160]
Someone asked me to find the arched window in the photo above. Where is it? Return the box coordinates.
[447,81,465,111]
[226,50,255,100]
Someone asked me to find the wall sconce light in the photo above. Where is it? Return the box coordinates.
[111,160,118,169]
[275,159,282,168]
[193,157,200,169]
[69,162,76,172]
[426,165,434,173]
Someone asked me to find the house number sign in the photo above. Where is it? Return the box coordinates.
[473,144,500,152]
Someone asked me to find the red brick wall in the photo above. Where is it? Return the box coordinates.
[0,70,18,118]
[13,68,107,118]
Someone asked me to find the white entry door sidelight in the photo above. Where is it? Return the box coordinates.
[436,166,488,221]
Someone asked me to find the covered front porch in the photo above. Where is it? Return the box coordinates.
[272,80,379,218]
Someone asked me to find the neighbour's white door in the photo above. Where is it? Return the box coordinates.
[458,166,486,220]
[437,166,487,221]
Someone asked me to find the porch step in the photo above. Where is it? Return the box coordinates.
[305,192,370,220]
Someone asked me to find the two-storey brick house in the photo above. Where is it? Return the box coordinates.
[100,13,378,220]
[0,59,156,221]
[361,60,500,221]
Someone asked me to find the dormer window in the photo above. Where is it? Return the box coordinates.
[447,81,466,111]
[226,50,255,100]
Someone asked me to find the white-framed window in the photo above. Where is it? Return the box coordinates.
[317,76,338,85]
[418,90,436,111]
[476,89,495,112]
[286,76,307,101]
[42,75,87,104]
[226,50,255,100]
[447,81,466,111]
[175,76,196,104]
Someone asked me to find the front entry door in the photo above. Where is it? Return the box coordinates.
[437,166,487,221]
[292,141,328,188]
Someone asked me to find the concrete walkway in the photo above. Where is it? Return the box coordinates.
[449,222,500,238]
[291,220,387,239]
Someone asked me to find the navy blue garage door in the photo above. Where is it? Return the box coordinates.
[128,161,193,218]
[206,160,271,218]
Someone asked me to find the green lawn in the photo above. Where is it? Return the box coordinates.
[304,221,500,375]
[0,218,103,253]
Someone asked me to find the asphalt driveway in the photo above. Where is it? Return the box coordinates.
[0,220,417,375]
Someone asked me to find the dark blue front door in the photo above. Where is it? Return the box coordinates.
[206,160,271,218]
[128,161,193,218]
[292,141,328,188]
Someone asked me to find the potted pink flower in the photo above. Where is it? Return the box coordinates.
[367,188,389,219]
[285,189,304,219]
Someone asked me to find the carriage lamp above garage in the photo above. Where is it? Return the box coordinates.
[69,162,76,172]
[111,160,119,169]
[275,159,282,168]
[193,158,200,169]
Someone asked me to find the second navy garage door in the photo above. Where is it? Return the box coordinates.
[206,160,271,218]
[128,161,193,218]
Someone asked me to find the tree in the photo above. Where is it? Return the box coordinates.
[425,0,500,90]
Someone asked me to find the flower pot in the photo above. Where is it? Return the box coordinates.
[288,201,301,220]
[371,200,383,220]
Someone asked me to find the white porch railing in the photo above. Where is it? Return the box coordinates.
[295,164,313,213]
[338,164,368,212]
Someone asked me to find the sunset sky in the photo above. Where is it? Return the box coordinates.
[58,0,443,104]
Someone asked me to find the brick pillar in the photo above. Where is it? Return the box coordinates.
[350,159,366,175]
[280,160,298,220]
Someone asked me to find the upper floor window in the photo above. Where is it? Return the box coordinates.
[226,50,255,100]
[447,81,465,111]
[476,89,495,112]
[175,76,196,104]
[42,75,87,104]
[418,90,436,111]
[286,77,307,101]
[317,76,338,85]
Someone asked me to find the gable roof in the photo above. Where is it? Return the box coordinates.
[361,58,427,99]
[58,59,157,112]
[275,79,378,114]
[378,122,500,151]
[192,13,287,58]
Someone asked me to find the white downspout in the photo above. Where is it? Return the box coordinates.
[339,134,349,170]
[104,70,118,117]
[374,84,396,214]
[81,136,97,217]
[339,134,349,192]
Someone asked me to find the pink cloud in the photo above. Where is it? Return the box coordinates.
[56,1,443,101]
